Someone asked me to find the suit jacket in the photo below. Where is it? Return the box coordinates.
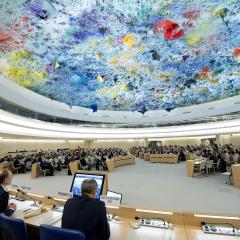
[0,186,14,216]
[62,194,110,240]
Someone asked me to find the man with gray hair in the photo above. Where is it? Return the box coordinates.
[62,179,110,240]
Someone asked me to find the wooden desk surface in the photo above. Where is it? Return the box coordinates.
[232,164,240,188]
[124,224,187,240]
[13,207,240,240]
[185,226,239,240]
[9,191,240,240]
[13,208,62,227]
[13,206,187,240]
[47,214,188,240]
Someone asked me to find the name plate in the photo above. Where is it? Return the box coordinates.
[21,186,32,193]
[58,192,73,200]
[100,195,121,207]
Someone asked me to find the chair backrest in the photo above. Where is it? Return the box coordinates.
[40,225,86,240]
[26,161,32,168]
[199,162,206,170]
[11,161,16,169]
[0,214,28,240]
[206,160,214,167]
[225,154,230,161]
[233,154,239,162]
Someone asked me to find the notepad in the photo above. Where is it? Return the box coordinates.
[9,199,35,212]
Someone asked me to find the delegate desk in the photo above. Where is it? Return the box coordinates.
[10,189,240,240]
[31,163,41,178]
[107,155,135,172]
[232,164,240,188]
[186,160,196,177]
[0,161,13,171]
[138,152,144,159]
[185,153,198,161]
[144,153,150,161]
[186,159,206,178]
[69,160,80,175]
[150,154,178,164]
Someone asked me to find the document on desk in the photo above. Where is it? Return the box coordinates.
[9,199,35,212]
[125,226,166,240]
[25,211,63,227]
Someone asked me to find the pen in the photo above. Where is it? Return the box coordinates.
[23,208,31,213]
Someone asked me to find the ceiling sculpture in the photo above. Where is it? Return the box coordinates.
[0,0,240,114]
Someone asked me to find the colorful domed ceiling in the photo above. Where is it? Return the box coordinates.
[0,0,240,114]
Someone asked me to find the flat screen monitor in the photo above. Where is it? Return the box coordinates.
[70,173,105,199]
[107,190,122,203]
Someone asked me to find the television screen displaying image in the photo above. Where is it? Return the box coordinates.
[70,173,105,199]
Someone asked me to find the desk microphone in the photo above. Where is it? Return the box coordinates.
[17,189,39,207]
[135,216,167,226]
[47,196,65,205]
[201,221,236,233]
[14,189,24,201]
[47,196,65,212]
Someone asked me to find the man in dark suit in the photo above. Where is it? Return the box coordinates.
[39,159,54,176]
[0,170,16,216]
[62,179,110,240]
[0,170,17,240]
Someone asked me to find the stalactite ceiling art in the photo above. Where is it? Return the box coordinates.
[1,0,240,113]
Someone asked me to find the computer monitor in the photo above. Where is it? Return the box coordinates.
[107,190,122,203]
[70,173,105,199]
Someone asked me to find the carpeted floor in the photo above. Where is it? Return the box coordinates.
[12,159,240,215]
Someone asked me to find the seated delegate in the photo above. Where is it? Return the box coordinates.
[62,179,110,240]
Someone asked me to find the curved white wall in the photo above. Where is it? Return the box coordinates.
[1,74,240,124]
[1,109,240,139]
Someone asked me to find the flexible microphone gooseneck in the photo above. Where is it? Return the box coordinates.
[14,189,22,201]
[17,189,39,207]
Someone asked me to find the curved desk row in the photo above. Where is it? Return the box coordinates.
[141,153,179,163]
[69,155,136,174]
[136,152,198,161]
[150,154,179,164]
[30,155,136,177]
[106,155,135,172]
[8,187,240,240]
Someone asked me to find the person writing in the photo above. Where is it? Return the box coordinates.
[0,169,16,216]
[62,179,110,240]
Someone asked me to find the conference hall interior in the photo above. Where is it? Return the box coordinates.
[0,0,240,239]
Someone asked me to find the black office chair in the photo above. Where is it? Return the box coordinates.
[40,224,86,240]
[0,213,28,240]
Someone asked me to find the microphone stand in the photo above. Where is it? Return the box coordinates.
[47,196,65,205]
[17,189,39,207]
[13,189,24,201]
[47,196,65,212]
